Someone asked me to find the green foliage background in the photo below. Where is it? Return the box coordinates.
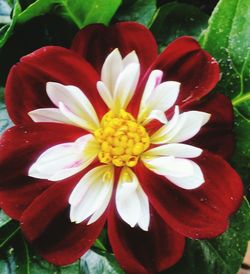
[0,0,249,273]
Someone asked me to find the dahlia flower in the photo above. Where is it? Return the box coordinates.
[0,22,243,273]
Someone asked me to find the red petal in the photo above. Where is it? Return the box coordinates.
[5,46,107,124]
[71,22,158,75]
[20,172,106,265]
[128,36,220,118]
[184,93,234,159]
[150,36,220,106]
[0,123,87,219]
[135,151,243,239]
[0,123,86,187]
[0,181,52,220]
[108,206,185,273]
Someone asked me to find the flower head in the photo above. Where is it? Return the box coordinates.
[0,22,243,273]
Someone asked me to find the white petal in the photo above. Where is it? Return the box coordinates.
[116,167,140,228]
[144,143,202,158]
[87,183,113,225]
[140,70,163,105]
[69,164,102,206]
[48,166,85,181]
[101,48,123,93]
[96,81,113,109]
[29,145,83,180]
[138,70,163,123]
[123,51,139,67]
[150,109,210,144]
[46,82,99,131]
[167,106,180,128]
[28,108,71,124]
[166,111,211,143]
[143,156,204,190]
[136,183,150,231]
[142,109,168,125]
[71,181,111,224]
[151,119,181,145]
[150,106,180,144]
[28,134,98,181]
[69,165,114,224]
[143,156,194,178]
[113,63,140,111]
[165,160,204,190]
[58,102,92,130]
[147,81,180,112]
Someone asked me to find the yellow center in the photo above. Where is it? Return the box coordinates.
[94,109,150,167]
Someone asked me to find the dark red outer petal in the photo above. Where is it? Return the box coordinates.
[144,93,234,159]
[5,46,108,125]
[71,22,158,75]
[108,205,185,274]
[0,181,52,220]
[184,93,234,159]
[0,123,86,189]
[0,122,88,219]
[20,170,106,266]
[129,36,220,117]
[135,150,243,239]
[153,36,220,106]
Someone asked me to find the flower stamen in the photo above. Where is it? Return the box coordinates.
[94,109,150,167]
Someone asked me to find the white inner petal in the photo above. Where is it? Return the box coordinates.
[147,81,180,111]
[28,134,98,181]
[136,183,150,231]
[142,156,204,190]
[96,81,113,109]
[140,70,163,105]
[165,160,204,190]
[151,109,210,144]
[98,48,141,112]
[142,109,168,125]
[28,108,71,124]
[101,48,123,93]
[143,156,194,177]
[166,111,211,143]
[46,82,100,131]
[116,167,150,230]
[69,165,114,224]
[144,143,202,158]
[123,50,139,67]
[87,182,113,225]
[113,63,140,112]
[138,79,180,125]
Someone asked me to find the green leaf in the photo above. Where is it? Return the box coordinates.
[0,2,22,47]
[114,0,156,26]
[0,0,11,24]
[81,250,124,274]
[0,233,81,274]
[28,251,81,274]
[0,0,121,84]
[150,2,208,51]
[0,0,121,47]
[56,0,122,29]
[0,210,11,228]
[0,219,122,274]
[0,87,12,133]
[0,241,123,274]
[231,109,250,182]
[200,0,250,183]
[0,221,20,249]
[164,198,250,274]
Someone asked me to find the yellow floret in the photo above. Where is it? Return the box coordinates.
[94,109,150,167]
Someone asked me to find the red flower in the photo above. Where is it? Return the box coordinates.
[0,22,243,273]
